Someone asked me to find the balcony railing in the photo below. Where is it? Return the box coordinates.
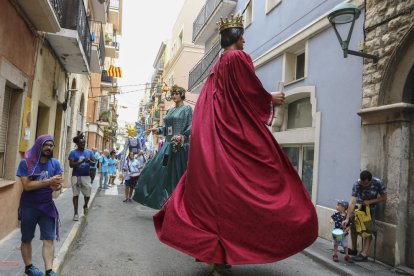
[188,43,221,91]
[49,0,64,26]
[101,70,113,83]
[109,0,120,10]
[61,0,91,65]
[193,0,227,42]
[90,20,105,68]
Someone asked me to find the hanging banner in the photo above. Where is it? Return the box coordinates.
[19,97,32,152]
[108,65,122,78]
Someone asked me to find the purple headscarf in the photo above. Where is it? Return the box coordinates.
[23,134,54,176]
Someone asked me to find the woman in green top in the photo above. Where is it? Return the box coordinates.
[134,85,193,209]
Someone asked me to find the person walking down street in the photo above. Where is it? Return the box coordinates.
[68,134,95,221]
[98,149,110,190]
[330,200,352,263]
[108,150,118,186]
[123,152,141,202]
[153,14,317,275]
[16,135,63,276]
[89,148,99,184]
[133,85,192,209]
[342,170,387,262]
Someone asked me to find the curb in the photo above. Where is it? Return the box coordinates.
[302,248,355,276]
[52,188,99,274]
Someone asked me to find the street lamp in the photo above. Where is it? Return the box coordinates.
[327,3,378,63]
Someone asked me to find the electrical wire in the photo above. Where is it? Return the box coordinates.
[95,0,331,113]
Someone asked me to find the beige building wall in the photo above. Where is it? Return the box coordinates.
[163,0,205,110]
[30,44,67,165]
[63,74,90,187]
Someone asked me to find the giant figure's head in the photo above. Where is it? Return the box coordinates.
[217,14,245,50]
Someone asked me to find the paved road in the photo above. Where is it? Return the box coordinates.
[61,185,338,276]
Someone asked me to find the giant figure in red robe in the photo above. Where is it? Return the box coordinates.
[154,14,318,272]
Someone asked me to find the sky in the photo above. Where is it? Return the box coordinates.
[116,0,186,126]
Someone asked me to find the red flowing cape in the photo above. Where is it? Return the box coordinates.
[154,50,318,265]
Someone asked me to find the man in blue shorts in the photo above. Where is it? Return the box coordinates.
[68,134,95,221]
[16,135,63,276]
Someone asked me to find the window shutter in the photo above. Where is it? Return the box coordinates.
[0,87,12,153]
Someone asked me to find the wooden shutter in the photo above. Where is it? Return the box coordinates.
[0,86,12,153]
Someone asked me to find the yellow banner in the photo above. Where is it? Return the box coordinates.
[19,97,32,152]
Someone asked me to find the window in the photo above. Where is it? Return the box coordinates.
[0,86,12,178]
[99,95,109,114]
[295,52,305,79]
[283,47,307,84]
[287,97,312,129]
[265,0,281,14]
[282,145,314,196]
[244,1,253,28]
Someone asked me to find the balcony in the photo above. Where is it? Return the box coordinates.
[90,0,107,23]
[188,43,221,93]
[16,0,62,33]
[104,38,120,59]
[101,70,113,84]
[192,0,237,44]
[108,0,122,34]
[90,21,105,73]
[46,0,91,74]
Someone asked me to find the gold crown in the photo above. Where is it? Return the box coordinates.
[217,14,244,32]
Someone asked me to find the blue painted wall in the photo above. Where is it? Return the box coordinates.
[239,0,364,208]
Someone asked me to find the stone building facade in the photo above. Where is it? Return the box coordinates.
[359,0,414,268]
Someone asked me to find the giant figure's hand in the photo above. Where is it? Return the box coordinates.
[271,92,286,106]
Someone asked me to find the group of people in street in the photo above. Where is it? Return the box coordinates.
[14,13,388,276]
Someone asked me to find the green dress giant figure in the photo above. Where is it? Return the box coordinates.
[134,85,192,209]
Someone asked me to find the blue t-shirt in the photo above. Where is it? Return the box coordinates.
[89,152,100,169]
[17,158,63,217]
[352,177,386,204]
[108,158,117,174]
[99,155,109,173]
[68,149,94,176]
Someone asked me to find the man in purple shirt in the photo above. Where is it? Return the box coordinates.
[16,135,63,276]
[68,134,95,221]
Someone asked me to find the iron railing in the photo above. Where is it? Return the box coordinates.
[109,0,120,10]
[61,0,91,65]
[101,70,113,83]
[193,0,238,42]
[90,21,105,68]
[49,0,64,26]
[188,43,221,91]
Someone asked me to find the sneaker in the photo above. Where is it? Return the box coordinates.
[128,198,133,202]
[344,255,353,263]
[341,248,357,255]
[332,254,339,262]
[73,214,79,221]
[25,265,43,276]
[352,253,368,262]
[123,199,128,202]
[46,271,57,276]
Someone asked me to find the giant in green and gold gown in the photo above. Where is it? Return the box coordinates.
[133,105,192,209]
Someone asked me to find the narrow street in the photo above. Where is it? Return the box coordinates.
[60,184,336,276]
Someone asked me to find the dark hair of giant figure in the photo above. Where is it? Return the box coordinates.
[170,85,186,100]
[220,27,244,48]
